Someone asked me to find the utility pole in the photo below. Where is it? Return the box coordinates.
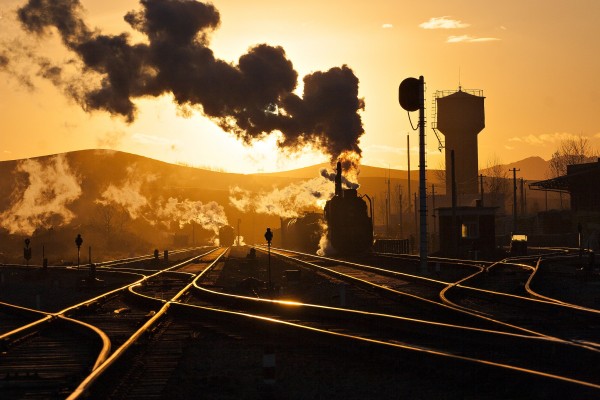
[510,168,520,233]
[414,192,418,241]
[386,171,391,236]
[407,134,411,220]
[398,184,403,238]
[479,174,484,206]
[431,183,436,252]
[431,184,436,236]
[520,178,525,215]
[451,150,458,257]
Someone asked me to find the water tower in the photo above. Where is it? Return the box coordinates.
[433,88,485,196]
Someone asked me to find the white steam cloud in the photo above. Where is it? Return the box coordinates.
[96,164,155,219]
[155,197,228,234]
[96,166,228,234]
[229,176,335,218]
[0,155,82,235]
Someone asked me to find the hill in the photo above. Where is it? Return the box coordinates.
[0,149,551,263]
[482,156,549,181]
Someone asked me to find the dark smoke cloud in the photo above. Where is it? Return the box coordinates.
[14,0,365,166]
[0,53,8,68]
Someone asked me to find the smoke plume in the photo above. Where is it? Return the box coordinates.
[14,0,365,167]
[0,155,82,235]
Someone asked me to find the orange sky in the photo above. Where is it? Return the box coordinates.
[1,0,599,175]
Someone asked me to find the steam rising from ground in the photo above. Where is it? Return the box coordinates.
[8,0,366,168]
[96,166,154,219]
[0,155,81,235]
[96,166,227,235]
[155,197,227,234]
[229,176,335,218]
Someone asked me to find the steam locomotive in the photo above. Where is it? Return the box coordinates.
[280,161,373,255]
[323,161,373,254]
[218,225,235,246]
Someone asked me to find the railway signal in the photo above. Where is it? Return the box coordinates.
[24,238,32,266]
[264,228,273,296]
[399,76,428,273]
[75,234,83,269]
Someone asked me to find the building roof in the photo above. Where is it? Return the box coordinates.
[529,159,600,193]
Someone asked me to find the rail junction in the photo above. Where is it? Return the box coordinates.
[0,245,598,399]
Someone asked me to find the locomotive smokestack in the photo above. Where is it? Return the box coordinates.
[335,161,342,196]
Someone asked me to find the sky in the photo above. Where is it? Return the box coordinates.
[1,0,600,174]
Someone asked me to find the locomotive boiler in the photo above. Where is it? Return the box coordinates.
[324,161,373,254]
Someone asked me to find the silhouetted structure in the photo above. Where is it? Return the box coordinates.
[437,203,496,259]
[530,159,600,213]
[281,213,323,253]
[434,88,485,196]
[324,161,373,254]
[219,225,235,246]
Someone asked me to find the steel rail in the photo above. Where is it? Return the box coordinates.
[525,256,600,312]
[440,256,600,352]
[66,248,226,399]
[262,246,600,358]
[262,247,563,338]
[0,249,218,379]
[172,299,600,393]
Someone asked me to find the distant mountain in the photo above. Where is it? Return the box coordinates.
[0,149,551,263]
[479,156,549,181]
[261,156,550,181]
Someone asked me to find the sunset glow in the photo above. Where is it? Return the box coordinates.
[1,0,600,174]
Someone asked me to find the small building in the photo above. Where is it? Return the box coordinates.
[437,205,497,259]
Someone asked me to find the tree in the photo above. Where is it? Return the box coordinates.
[483,155,510,211]
[548,136,597,178]
[92,203,128,242]
[431,159,446,193]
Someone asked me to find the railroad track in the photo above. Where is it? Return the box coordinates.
[441,254,600,348]
[2,246,599,398]
[183,247,600,392]
[0,248,219,399]
[261,247,600,347]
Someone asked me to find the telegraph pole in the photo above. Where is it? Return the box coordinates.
[407,134,411,220]
[479,174,484,206]
[510,168,520,233]
[431,184,436,236]
[398,185,403,238]
[520,178,525,215]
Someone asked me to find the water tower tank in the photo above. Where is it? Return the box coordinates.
[435,89,485,196]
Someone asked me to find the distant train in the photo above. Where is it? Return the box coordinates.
[219,225,235,246]
[281,212,323,253]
